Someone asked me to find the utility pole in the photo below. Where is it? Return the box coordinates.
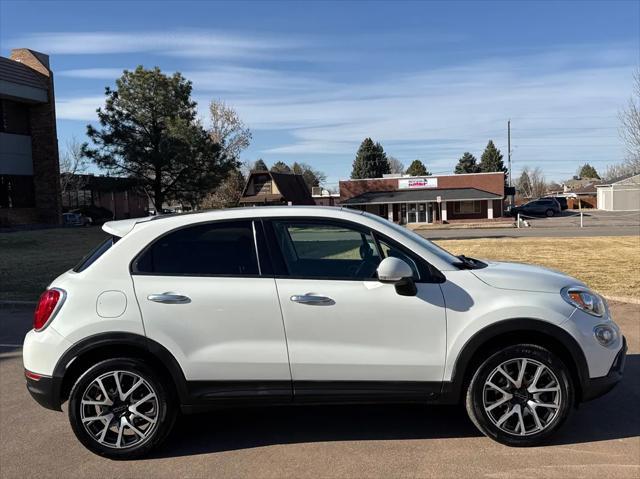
[507,119,512,187]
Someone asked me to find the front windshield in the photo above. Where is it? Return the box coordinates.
[361,211,460,265]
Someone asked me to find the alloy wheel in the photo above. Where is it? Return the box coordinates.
[482,358,562,436]
[80,370,159,449]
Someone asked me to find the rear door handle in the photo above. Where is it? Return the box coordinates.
[147,292,191,304]
[290,294,335,305]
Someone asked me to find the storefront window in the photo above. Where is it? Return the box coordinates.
[407,203,417,223]
[418,203,426,223]
[400,203,407,224]
[454,201,482,214]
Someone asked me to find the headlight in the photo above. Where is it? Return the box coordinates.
[561,286,605,317]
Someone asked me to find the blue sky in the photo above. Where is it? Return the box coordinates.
[1,0,639,187]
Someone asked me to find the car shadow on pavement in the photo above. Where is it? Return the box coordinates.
[151,354,639,459]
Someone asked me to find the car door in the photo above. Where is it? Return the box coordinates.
[131,219,292,401]
[264,218,447,401]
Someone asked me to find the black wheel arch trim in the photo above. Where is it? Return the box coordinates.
[49,332,189,410]
[442,318,590,403]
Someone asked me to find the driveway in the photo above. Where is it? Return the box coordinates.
[1,303,638,478]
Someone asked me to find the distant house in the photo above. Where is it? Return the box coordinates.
[239,170,314,206]
[596,173,640,211]
[311,186,340,206]
[61,173,148,219]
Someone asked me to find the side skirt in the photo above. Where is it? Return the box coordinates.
[181,380,450,414]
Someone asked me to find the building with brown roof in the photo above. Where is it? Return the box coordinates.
[239,170,315,206]
[339,172,505,224]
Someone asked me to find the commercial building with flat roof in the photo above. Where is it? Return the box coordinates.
[0,49,61,226]
[340,172,505,225]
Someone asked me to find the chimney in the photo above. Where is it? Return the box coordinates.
[10,49,51,77]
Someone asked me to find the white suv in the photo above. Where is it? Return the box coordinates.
[23,207,626,458]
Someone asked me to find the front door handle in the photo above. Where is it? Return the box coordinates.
[147,292,191,304]
[290,294,335,305]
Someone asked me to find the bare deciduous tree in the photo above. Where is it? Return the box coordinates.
[388,156,405,175]
[609,72,640,180]
[200,169,246,209]
[517,166,547,199]
[208,100,252,161]
[59,137,89,193]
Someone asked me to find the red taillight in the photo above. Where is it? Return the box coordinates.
[33,289,62,331]
[25,370,42,381]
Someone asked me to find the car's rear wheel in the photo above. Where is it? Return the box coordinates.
[465,344,572,446]
[68,358,176,459]
[545,209,555,217]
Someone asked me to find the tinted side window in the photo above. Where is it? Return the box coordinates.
[74,236,117,272]
[272,221,380,280]
[134,221,259,276]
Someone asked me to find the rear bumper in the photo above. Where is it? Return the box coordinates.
[581,336,627,402]
[25,371,62,411]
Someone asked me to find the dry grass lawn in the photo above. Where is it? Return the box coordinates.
[1,228,638,302]
[434,236,640,301]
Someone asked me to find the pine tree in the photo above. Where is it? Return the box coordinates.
[454,152,481,174]
[517,168,532,198]
[406,159,429,176]
[252,159,268,171]
[350,138,390,179]
[292,162,326,189]
[578,163,600,179]
[479,140,507,173]
[83,66,233,211]
[271,161,292,173]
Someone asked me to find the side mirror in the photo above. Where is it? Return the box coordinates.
[376,257,417,296]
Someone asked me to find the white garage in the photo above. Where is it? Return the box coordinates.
[596,173,640,211]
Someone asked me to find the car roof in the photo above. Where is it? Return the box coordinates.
[103,206,365,237]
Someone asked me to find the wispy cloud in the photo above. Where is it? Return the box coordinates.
[53,40,635,179]
[9,30,300,59]
[58,68,127,79]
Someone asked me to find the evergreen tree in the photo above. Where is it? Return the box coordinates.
[271,161,292,173]
[83,66,233,210]
[252,159,268,171]
[350,138,390,179]
[406,159,429,176]
[292,162,326,189]
[578,163,600,179]
[454,152,481,174]
[517,168,532,198]
[479,140,507,173]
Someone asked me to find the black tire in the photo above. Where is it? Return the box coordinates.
[465,344,573,447]
[68,358,176,459]
[545,209,555,217]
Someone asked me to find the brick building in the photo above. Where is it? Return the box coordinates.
[0,49,61,226]
[340,172,505,225]
[61,174,148,220]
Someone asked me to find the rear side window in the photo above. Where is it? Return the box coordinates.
[133,221,259,276]
[73,236,117,272]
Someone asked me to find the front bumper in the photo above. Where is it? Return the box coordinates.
[581,336,627,402]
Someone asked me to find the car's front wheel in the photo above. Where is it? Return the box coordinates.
[68,358,176,459]
[465,344,573,446]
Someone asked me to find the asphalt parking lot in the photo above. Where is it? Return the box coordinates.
[417,210,640,239]
[0,302,638,479]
